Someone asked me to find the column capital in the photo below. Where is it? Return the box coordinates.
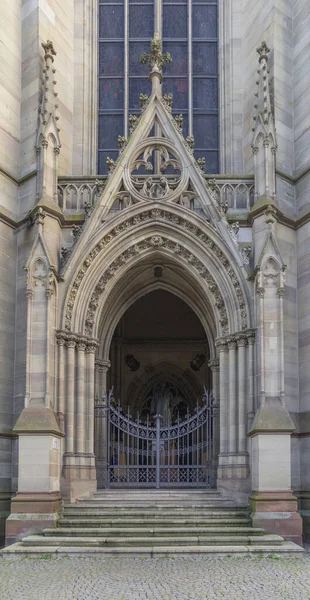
[208,358,219,371]
[215,339,228,353]
[236,334,248,348]
[66,335,76,349]
[227,336,237,351]
[95,358,111,373]
[86,339,99,354]
[246,330,256,345]
[77,340,87,352]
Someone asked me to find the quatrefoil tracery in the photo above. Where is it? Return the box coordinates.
[123,138,188,204]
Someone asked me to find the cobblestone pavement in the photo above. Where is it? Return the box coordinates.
[1,554,310,600]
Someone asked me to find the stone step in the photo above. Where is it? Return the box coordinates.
[88,494,220,501]
[63,507,247,515]
[20,534,284,548]
[64,500,243,512]
[59,518,252,528]
[2,541,304,557]
[92,489,219,493]
[44,526,262,537]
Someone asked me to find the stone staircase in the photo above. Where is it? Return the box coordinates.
[2,490,303,556]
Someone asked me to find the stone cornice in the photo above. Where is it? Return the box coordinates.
[0,201,86,231]
[248,200,310,230]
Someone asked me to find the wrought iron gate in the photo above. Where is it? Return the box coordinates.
[95,389,218,488]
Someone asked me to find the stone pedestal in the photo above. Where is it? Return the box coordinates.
[61,454,97,502]
[296,491,310,542]
[5,407,64,546]
[249,402,303,546]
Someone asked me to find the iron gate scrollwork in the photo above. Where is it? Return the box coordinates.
[95,388,218,488]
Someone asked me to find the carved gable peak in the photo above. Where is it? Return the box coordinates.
[256,211,285,275]
[24,226,56,293]
[62,36,244,270]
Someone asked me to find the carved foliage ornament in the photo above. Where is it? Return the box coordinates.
[83,237,228,337]
[140,33,172,74]
[64,208,248,335]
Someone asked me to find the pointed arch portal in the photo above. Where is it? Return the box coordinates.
[54,49,255,497]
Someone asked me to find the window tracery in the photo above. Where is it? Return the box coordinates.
[98,0,219,173]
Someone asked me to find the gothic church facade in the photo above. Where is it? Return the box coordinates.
[0,0,310,547]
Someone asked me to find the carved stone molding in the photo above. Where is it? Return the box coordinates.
[208,358,219,371]
[95,358,111,373]
[56,330,98,352]
[215,340,228,353]
[227,337,237,351]
[83,235,229,337]
[216,329,255,350]
[77,340,87,352]
[64,207,249,334]
[246,330,256,345]
[236,334,248,348]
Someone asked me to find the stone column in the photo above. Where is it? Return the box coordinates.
[237,335,247,453]
[25,289,33,406]
[216,340,228,476]
[95,359,111,488]
[246,331,255,429]
[208,358,220,461]
[76,340,87,454]
[56,334,66,434]
[65,336,76,455]
[85,341,97,456]
[217,333,251,503]
[228,337,237,454]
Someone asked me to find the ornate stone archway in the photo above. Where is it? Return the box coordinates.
[56,201,254,500]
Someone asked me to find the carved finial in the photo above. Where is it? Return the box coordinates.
[256,41,270,62]
[140,33,172,91]
[251,41,277,202]
[252,41,273,128]
[36,40,61,202]
[41,40,56,61]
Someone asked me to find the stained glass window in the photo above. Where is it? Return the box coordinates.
[98,0,219,173]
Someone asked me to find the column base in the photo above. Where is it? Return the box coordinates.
[0,493,12,549]
[217,453,250,504]
[295,490,310,542]
[61,453,97,502]
[250,491,303,547]
[5,492,62,547]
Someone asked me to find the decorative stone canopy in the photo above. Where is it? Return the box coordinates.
[59,35,252,345]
